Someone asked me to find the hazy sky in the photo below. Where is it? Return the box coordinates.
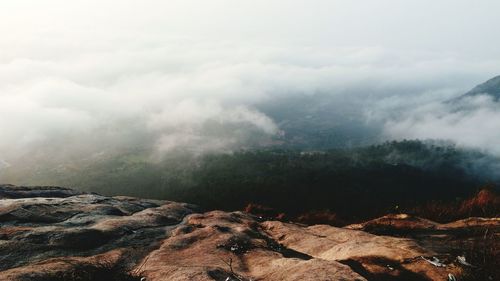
[2,0,500,56]
[1,0,500,161]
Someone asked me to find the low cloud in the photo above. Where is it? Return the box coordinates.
[1,1,500,165]
[381,95,500,155]
[1,41,499,165]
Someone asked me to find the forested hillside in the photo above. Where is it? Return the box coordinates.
[3,140,497,221]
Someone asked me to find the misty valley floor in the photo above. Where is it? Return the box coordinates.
[0,185,498,281]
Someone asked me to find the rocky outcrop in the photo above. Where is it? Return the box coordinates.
[0,186,497,280]
[0,184,83,199]
[346,213,500,233]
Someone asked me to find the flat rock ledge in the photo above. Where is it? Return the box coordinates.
[0,185,497,281]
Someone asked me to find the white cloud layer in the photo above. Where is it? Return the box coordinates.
[1,0,500,164]
[381,95,500,154]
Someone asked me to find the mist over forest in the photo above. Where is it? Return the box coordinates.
[1,1,500,215]
[2,3,500,281]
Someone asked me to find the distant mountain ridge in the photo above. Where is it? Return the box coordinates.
[460,75,500,101]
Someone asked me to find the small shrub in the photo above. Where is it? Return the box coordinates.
[243,203,286,221]
[409,188,499,223]
[459,188,500,217]
[295,210,345,226]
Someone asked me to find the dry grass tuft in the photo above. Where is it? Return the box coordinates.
[410,187,499,223]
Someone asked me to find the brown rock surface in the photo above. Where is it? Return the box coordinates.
[261,221,456,280]
[0,185,498,280]
[139,211,365,281]
[345,213,500,233]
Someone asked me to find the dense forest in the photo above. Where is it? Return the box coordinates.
[4,140,498,221]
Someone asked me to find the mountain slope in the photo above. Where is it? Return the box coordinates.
[460,75,500,101]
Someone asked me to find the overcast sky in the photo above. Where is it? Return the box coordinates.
[2,1,500,56]
[1,0,500,161]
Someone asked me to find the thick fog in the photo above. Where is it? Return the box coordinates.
[1,0,500,170]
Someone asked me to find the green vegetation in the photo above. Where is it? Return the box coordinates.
[3,140,497,222]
